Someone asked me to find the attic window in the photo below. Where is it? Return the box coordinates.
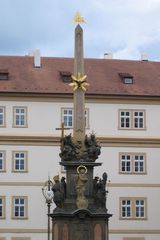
[60,71,72,83]
[0,70,9,80]
[119,73,133,84]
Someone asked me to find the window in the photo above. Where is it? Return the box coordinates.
[134,111,144,128]
[0,196,5,219]
[119,73,134,84]
[61,108,89,128]
[120,111,130,128]
[123,77,133,84]
[12,151,28,172]
[121,199,131,218]
[119,153,146,174]
[0,107,5,127]
[0,70,9,80]
[13,107,27,127]
[120,198,147,220]
[134,154,145,173]
[119,110,145,130]
[136,200,145,218]
[0,151,6,172]
[59,71,72,83]
[120,154,131,173]
[62,108,73,127]
[12,196,28,219]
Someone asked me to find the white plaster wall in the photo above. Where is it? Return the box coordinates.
[2,144,159,184]
[0,98,160,240]
[95,147,160,184]
[0,185,54,229]
[0,100,73,135]
[0,99,160,137]
[107,187,160,229]
[0,145,62,182]
[87,102,160,137]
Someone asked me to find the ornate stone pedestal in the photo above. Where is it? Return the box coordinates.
[51,209,111,240]
[50,159,112,240]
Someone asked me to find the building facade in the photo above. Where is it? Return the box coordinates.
[0,54,160,240]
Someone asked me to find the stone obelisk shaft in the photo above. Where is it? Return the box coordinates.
[73,24,85,145]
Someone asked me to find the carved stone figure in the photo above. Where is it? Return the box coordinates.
[93,172,108,210]
[61,176,67,198]
[75,165,88,208]
[93,176,99,197]
[52,175,66,208]
[84,133,101,161]
[59,134,80,161]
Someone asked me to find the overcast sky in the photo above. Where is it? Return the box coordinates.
[1,0,160,60]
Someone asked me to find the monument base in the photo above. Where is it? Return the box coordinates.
[50,208,112,240]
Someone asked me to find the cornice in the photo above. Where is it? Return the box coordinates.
[0,182,160,187]
[0,135,160,147]
[0,135,60,146]
[0,92,160,104]
[109,229,160,234]
[99,136,160,147]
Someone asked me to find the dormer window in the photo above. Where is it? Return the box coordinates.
[60,71,72,83]
[119,73,133,84]
[0,70,9,80]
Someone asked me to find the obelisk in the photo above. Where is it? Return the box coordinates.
[70,12,88,147]
[50,13,112,240]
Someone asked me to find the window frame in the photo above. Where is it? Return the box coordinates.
[0,196,6,219]
[120,197,147,220]
[0,151,6,172]
[119,109,146,130]
[61,108,73,128]
[119,152,146,174]
[0,106,6,127]
[12,196,28,219]
[12,151,28,173]
[121,199,132,219]
[61,107,89,129]
[13,107,28,128]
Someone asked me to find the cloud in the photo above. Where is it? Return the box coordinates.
[0,0,160,60]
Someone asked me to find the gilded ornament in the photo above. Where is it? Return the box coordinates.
[69,72,89,91]
[77,165,88,174]
[73,11,86,24]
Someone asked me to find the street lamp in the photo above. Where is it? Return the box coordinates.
[42,177,54,240]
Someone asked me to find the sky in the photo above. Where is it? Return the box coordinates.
[1,0,160,60]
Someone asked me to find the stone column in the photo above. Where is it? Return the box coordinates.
[73,24,85,146]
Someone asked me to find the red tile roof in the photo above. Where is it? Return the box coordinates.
[0,55,160,96]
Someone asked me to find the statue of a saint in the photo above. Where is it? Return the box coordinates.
[75,165,88,208]
[52,175,66,208]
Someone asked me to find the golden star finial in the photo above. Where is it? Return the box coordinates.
[69,72,89,91]
[73,11,86,24]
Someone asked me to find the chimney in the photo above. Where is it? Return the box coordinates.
[28,49,41,67]
[104,52,113,59]
[141,53,148,61]
[34,49,41,67]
